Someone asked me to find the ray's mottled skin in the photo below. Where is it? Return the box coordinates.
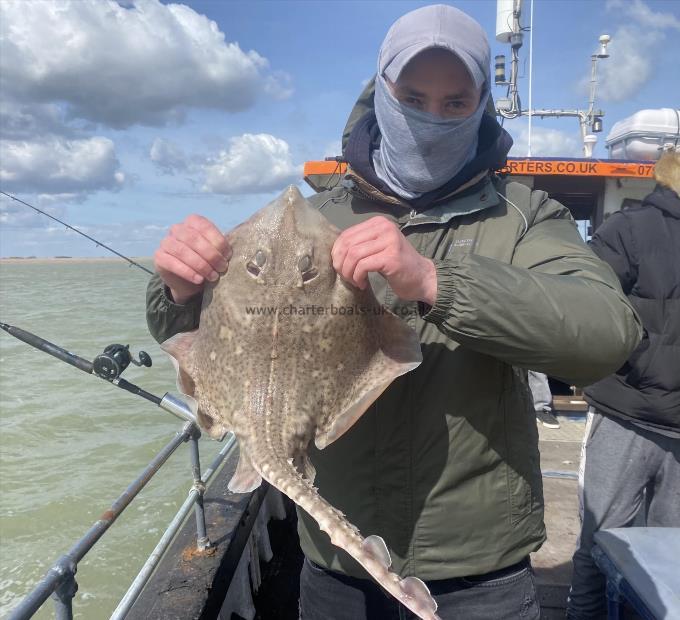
[162,186,440,620]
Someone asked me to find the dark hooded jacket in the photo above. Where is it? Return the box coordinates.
[146,85,641,580]
[585,185,680,435]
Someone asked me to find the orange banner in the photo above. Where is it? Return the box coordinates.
[500,158,654,178]
[304,161,348,176]
[304,159,655,179]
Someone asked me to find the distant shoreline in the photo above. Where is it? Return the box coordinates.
[0,257,152,265]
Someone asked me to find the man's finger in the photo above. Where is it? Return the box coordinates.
[332,217,398,267]
[333,226,383,270]
[171,226,229,273]
[338,239,386,283]
[184,214,231,257]
[335,217,391,247]
[161,237,220,282]
[351,254,386,289]
[155,250,204,286]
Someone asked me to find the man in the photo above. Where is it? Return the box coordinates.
[529,371,560,429]
[567,149,680,620]
[147,5,641,618]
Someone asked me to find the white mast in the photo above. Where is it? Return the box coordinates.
[494,0,611,158]
[527,0,534,157]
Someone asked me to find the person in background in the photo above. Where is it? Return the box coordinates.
[528,370,560,429]
[147,5,641,619]
[567,148,680,619]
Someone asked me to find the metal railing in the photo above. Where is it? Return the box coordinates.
[7,421,236,620]
[111,433,236,619]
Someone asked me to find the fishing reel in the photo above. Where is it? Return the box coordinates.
[93,344,152,380]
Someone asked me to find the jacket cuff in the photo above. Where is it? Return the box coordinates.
[161,285,202,315]
[419,259,457,325]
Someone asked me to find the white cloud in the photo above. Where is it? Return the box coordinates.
[0,0,292,129]
[0,137,125,194]
[608,0,680,30]
[0,195,66,228]
[72,221,168,247]
[203,133,302,195]
[0,101,122,198]
[36,193,85,206]
[150,138,189,175]
[509,125,582,158]
[0,101,77,140]
[595,0,680,102]
[595,26,653,103]
[0,219,167,257]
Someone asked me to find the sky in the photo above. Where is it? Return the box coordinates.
[0,0,679,258]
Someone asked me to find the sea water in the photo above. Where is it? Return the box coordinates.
[0,260,223,618]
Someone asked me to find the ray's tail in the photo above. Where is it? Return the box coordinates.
[255,455,441,620]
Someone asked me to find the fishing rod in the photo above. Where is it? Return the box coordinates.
[0,321,196,425]
[0,190,154,276]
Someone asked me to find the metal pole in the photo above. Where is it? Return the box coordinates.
[50,561,77,620]
[527,0,534,156]
[579,112,589,156]
[509,0,522,116]
[587,54,598,120]
[188,428,211,550]
[110,434,236,620]
[7,423,197,620]
[580,54,599,156]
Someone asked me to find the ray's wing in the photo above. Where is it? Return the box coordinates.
[228,447,263,493]
[162,325,263,492]
[160,329,199,415]
[161,328,230,439]
[314,307,422,450]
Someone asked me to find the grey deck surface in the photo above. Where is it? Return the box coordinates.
[532,414,586,618]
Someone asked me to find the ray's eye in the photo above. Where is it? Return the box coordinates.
[246,250,267,278]
[298,255,311,272]
[298,254,318,283]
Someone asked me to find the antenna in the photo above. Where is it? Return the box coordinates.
[494,0,523,118]
[494,0,611,158]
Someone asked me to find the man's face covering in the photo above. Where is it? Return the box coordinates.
[372,4,491,200]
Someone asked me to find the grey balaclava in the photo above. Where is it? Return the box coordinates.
[372,4,491,200]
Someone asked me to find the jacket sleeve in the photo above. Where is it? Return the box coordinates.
[146,273,203,344]
[588,212,636,294]
[421,191,642,386]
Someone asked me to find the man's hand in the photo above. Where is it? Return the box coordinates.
[331,216,437,305]
[154,214,231,304]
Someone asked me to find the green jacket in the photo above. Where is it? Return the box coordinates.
[146,172,640,580]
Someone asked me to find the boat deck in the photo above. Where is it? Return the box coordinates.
[533,411,586,618]
[127,409,591,619]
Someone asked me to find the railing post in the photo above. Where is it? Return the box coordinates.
[187,427,211,550]
[8,426,195,620]
[50,556,77,620]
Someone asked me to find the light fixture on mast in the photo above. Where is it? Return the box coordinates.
[597,34,611,58]
[582,34,611,152]
[494,3,612,159]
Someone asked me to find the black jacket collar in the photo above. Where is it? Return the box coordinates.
[644,185,680,219]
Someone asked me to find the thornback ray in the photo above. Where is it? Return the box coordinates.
[160,185,439,619]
